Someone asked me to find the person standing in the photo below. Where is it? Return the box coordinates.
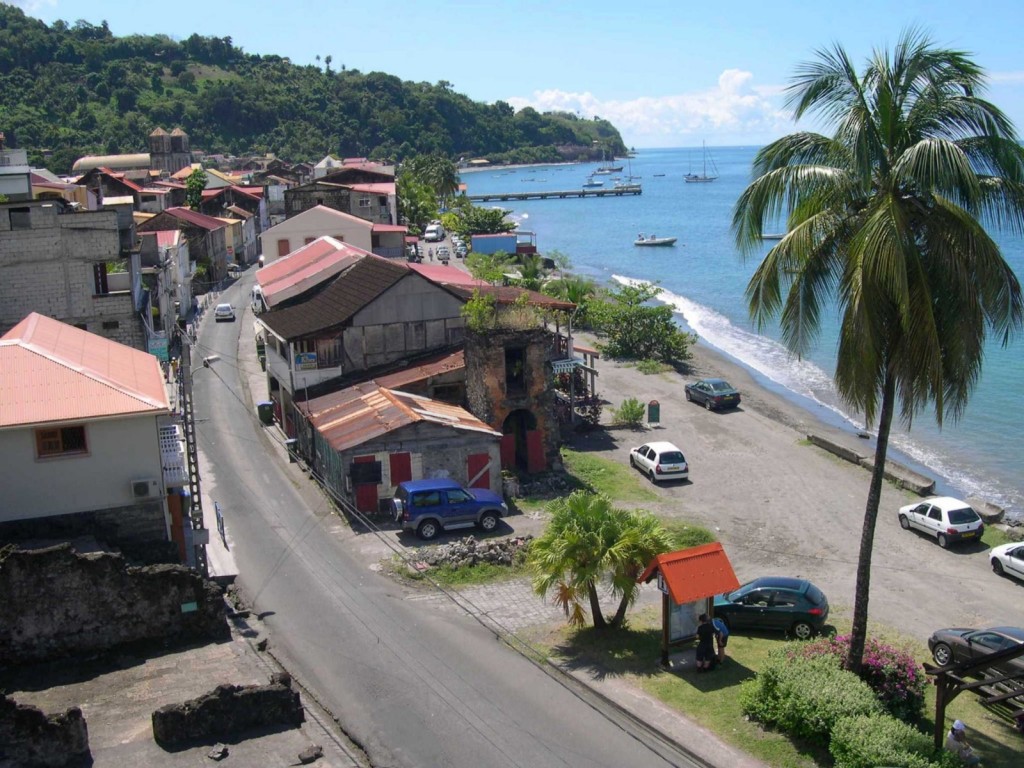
[695,613,715,672]
[944,720,981,765]
[712,617,729,664]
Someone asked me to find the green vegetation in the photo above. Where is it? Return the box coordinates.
[0,5,626,172]
[394,558,528,588]
[590,283,696,364]
[466,250,515,284]
[982,526,1013,548]
[635,359,672,375]
[184,167,207,209]
[732,28,1024,672]
[560,448,658,503]
[611,397,646,427]
[529,491,675,628]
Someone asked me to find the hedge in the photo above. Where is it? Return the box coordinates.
[830,714,960,768]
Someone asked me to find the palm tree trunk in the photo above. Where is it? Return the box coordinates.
[611,593,630,627]
[847,370,897,674]
[587,581,606,628]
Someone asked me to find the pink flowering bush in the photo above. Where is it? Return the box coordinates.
[790,635,926,720]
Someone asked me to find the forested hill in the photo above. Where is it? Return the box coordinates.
[0,5,627,174]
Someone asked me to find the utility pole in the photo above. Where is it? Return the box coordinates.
[178,339,210,577]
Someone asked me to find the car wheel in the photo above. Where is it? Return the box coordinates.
[417,520,440,540]
[992,558,1005,575]
[648,469,657,484]
[629,455,636,468]
[705,399,713,411]
[791,621,814,640]
[932,642,953,666]
[899,514,910,530]
[685,390,692,402]
[478,512,499,532]
[937,533,949,549]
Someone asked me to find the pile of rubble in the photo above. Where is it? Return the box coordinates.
[421,535,532,569]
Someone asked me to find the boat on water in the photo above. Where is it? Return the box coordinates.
[593,168,614,175]
[634,234,677,246]
[684,141,719,183]
[582,176,604,188]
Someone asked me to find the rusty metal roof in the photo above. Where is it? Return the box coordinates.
[163,206,227,232]
[0,313,169,428]
[256,237,368,308]
[638,543,740,605]
[298,381,498,453]
[373,349,465,389]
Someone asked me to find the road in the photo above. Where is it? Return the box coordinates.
[191,274,706,768]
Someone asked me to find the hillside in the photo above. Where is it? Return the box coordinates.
[0,5,627,174]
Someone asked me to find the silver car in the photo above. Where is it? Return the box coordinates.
[898,496,983,548]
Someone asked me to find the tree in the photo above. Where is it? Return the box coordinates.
[593,283,695,363]
[529,491,675,629]
[543,274,597,327]
[732,29,1024,672]
[456,204,514,235]
[185,167,208,209]
[465,250,514,284]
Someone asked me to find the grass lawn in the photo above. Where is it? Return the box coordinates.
[534,609,1023,768]
[390,556,529,588]
[561,447,659,503]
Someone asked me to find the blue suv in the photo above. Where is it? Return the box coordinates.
[392,479,508,540]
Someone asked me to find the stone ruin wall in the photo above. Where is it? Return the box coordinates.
[0,544,229,665]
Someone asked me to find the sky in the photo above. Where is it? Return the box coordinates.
[11,0,1024,148]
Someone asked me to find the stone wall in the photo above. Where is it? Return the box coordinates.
[151,672,304,748]
[0,696,90,768]
[0,544,229,665]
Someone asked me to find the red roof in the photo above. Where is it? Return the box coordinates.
[638,543,740,605]
[373,349,466,389]
[347,182,395,195]
[298,382,498,453]
[98,167,143,192]
[407,263,487,287]
[256,237,370,307]
[235,186,265,198]
[0,313,169,427]
[152,230,182,248]
[371,223,407,233]
[164,206,227,231]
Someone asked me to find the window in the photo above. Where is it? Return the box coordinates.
[358,197,371,208]
[102,320,120,330]
[505,347,526,393]
[276,239,290,257]
[447,489,472,504]
[35,425,88,458]
[93,262,109,295]
[9,207,31,230]
[413,491,441,507]
[928,507,942,521]
[316,338,341,368]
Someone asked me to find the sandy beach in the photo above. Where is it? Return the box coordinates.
[571,332,1022,645]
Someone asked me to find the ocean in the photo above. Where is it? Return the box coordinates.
[461,146,1024,521]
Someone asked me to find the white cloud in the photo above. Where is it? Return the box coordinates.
[989,71,1024,85]
[9,0,57,13]
[507,69,793,147]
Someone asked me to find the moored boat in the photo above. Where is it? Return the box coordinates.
[634,234,677,246]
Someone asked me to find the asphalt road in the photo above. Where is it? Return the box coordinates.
[191,274,705,768]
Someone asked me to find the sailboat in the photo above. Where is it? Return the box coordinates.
[595,146,623,174]
[684,141,718,183]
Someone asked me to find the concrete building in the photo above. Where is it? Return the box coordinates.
[259,205,406,264]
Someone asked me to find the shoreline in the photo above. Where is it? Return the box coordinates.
[459,160,583,175]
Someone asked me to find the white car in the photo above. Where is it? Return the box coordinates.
[628,441,689,483]
[897,496,984,548]
[990,542,1024,582]
[214,303,235,322]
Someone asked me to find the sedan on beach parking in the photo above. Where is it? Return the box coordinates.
[685,378,741,410]
[628,441,688,483]
[714,577,829,640]
[990,542,1024,582]
[898,496,983,548]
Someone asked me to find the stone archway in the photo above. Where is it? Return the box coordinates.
[501,409,541,472]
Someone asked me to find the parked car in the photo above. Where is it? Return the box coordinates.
[990,542,1024,582]
[714,577,830,639]
[226,263,241,278]
[628,441,689,483]
[455,244,468,258]
[684,378,741,410]
[898,496,984,548]
[391,478,508,540]
[437,246,452,262]
[929,626,1024,679]
[213,303,235,322]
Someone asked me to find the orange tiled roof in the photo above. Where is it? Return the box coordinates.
[638,543,740,604]
[0,313,169,428]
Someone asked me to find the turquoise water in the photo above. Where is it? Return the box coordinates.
[463,147,1024,520]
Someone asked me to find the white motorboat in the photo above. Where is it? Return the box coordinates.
[634,234,677,246]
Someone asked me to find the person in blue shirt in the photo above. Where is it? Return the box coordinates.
[712,617,729,664]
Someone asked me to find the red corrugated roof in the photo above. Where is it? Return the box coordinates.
[347,182,395,194]
[371,223,407,233]
[0,313,169,428]
[164,206,226,231]
[373,349,465,389]
[638,543,740,605]
[256,237,370,307]
[298,381,498,453]
[98,167,143,192]
[407,263,487,287]
[153,230,181,248]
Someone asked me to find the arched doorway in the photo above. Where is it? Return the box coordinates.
[501,409,545,473]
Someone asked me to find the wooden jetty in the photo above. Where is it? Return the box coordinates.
[467,184,642,202]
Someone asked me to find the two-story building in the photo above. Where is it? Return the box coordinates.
[137,206,228,288]
[259,205,406,264]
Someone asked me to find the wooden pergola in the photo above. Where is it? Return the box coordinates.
[925,641,1024,749]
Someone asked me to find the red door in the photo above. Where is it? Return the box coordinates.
[500,434,516,470]
[526,430,546,473]
[389,452,412,486]
[467,453,491,489]
[353,455,378,513]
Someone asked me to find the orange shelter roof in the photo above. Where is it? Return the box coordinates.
[638,543,740,605]
[0,313,169,428]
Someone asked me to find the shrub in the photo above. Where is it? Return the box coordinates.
[791,635,926,720]
[830,714,956,768]
[636,359,670,375]
[741,649,883,746]
[612,397,646,426]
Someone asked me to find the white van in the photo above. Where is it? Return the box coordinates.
[424,224,444,242]
[251,285,265,314]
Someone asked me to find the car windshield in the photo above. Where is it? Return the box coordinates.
[948,507,979,524]
[658,451,685,463]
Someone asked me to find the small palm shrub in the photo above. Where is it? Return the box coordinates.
[830,714,957,768]
[612,397,646,426]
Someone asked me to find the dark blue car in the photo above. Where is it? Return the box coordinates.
[392,479,508,540]
[714,577,829,639]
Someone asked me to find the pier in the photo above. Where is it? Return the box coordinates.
[467,184,642,202]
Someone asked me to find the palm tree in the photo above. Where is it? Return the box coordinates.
[733,29,1024,672]
[606,510,676,627]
